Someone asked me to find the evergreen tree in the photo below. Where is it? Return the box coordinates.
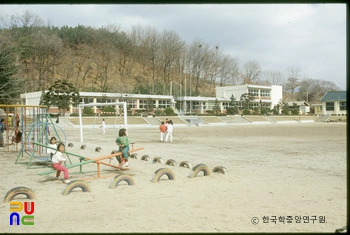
[0,41,20,104]
[212,99,221,114]
[40,79,80,116]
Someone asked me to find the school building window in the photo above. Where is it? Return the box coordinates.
[222,102,230,110]
[192,102,200,110]
[80,98,94,104]
[251,103,260,110]
[326,102,334,111]
[139,99,150,109]
[340,102,346,110]
[249,89,259,96]
[158,100,169,108]
[260,90,270,97]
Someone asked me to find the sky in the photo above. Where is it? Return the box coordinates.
[0,4,347,90]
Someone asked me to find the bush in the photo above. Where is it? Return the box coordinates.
[70,112,79,117]
[291,109,299,115]
[281,109,290,115]
[103,106,116,113]
[271,109,279,115]
[242,109,251,115]
[83,107,94,115]
[226,107,238,115]
[164,107,174,115]
[155,110,162,115]
[261,108,269,115]
[252,110,259,115]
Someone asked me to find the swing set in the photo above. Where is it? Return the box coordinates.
[0,105,47,152]
[14,113,67,169]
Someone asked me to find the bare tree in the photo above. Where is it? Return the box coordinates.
[1,10,44,29]
[29,29,65,90]
[158,30,185,95]
[299,78,340,102]
[187,41,213,96]
[285,67,301,100]
[129,25,161,94]
[113,31,136,93]
[60,44,93,89]
[218,54,240,87]
[241,60,261,84]
[260,69,285,86]
[91,29,116,92]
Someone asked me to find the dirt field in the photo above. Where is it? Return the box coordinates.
[0,122,346,233]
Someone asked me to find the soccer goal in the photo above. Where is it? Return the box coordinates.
[78,102,127,142]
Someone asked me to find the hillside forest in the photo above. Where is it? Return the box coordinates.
[0,10,341,105]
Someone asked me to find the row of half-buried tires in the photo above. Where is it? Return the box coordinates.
[130,153,228,175]
[3,164,226,201]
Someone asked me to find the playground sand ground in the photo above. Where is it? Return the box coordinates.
[0,122,347,233]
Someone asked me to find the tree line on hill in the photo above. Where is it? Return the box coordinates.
[0,10,341,105]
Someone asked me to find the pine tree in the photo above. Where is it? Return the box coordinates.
[40,79,80,116]
[0,42,20,104]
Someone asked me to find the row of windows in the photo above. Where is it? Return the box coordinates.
[80,98,171,109]
[326,102,347,111]
[77,97,347,113]
[249,89,259,96]
[248,89,271,97]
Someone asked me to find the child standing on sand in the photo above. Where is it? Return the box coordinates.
[165,120,174,143]
[159,121,167,142]
[47,137,58,159]
[101,119,106,135]
[52,143,70,184]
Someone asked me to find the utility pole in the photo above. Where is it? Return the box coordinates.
[184,52,187,114]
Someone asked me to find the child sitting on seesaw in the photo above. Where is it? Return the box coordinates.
[52,143,70,184]
[115,128,130,169]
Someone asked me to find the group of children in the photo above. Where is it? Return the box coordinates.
[46,137,71,184]
[159,118,173,143]
[45,117,175,184]
[47,126,130,184]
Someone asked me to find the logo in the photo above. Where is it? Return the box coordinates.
[9,202,35,226]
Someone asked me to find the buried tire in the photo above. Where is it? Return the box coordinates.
[4,186,36,203]
[141,155,150,161]
[165,159,177,166]
[151,168,176,183]
[80,144,87,150]
[212,166,227,175]
[179,161,192,169]
[130,153,139,159]
[152,157,163,164]
[109,175,135,189]
[61,180,91,196]
[189,164,211,178]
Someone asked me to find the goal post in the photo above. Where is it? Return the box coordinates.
[78,102,127,142]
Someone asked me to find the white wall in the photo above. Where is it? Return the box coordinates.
[20,91,42,105]
[270,85,283,107]
[216,85,247,101]
[216,84,282,110]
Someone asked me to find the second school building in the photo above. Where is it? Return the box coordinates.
[21,84,283,115]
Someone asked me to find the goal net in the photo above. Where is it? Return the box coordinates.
[78,102,127,142]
